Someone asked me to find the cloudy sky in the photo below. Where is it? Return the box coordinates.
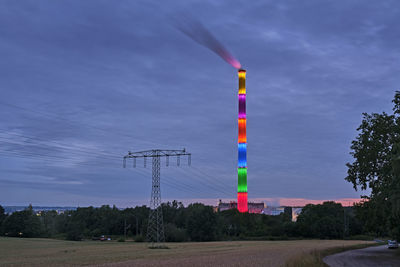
[0,0,399,207]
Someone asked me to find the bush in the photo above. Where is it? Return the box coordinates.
[91,228,102,237]
[165,223,187,242]
[65,222,84,241]
[134,235,144,242]
[346,235,375,240]
[186,204,216,241]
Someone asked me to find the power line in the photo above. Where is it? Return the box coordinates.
[136,162,232,197]
[0,129,122,158]
[132,167,212,197]
[0,139,234,198]
[0,101,169,148]
[0,101,237,200]
[174,167,233,197]
[179,166,235,193]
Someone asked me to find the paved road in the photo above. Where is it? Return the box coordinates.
[324,245,400,267]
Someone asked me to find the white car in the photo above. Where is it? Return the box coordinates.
[388,240,399,249]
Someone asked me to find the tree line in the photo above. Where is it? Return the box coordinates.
[0,201,365,241]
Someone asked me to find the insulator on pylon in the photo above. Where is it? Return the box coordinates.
[177,155,180,166]
[133,157,136,168]
[123,158,126,168]
[144,157,146,168]
[166,155,169,167]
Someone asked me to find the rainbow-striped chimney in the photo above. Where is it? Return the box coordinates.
[237,69,248,212]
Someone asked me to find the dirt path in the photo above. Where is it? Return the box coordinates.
[323,245,400,267]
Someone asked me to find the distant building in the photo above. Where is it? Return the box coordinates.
[218,201,238,212]
[217,200,266,214]
[248,202,265,214]
[262,206,285,216]
[217,200,306,217]
[291,207,303,222]
[4,206,76,215]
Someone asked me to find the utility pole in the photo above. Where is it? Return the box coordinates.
[123,149,191,247]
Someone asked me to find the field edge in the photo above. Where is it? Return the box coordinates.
[284,242,382,267]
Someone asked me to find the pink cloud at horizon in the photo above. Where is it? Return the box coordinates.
[165,197,364,207]
[270,198,363,207]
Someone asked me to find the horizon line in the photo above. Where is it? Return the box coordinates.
[1,197,363,208]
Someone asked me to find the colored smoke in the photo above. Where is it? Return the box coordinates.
[175,17,241,69]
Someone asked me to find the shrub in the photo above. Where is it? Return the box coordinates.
[134,235,144,242]
[165,223,187,242]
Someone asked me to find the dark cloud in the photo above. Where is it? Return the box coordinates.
[0,0,398,206]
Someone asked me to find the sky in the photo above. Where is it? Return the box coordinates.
[0,0,399,207]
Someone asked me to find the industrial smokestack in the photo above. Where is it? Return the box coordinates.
[237,69,248,212]
[174,15,246,211]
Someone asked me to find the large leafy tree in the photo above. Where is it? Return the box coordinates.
[296,202,345,239]
[346,92,400,237]
[185,203,217,241]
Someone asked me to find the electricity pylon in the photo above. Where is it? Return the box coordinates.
[123,149,191,246]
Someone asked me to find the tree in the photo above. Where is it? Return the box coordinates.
[186,203,216,241]
[122,205,149,237]
[164,223,187,242]
[296,202,344,239]
[0,205,6,234]
[41,210,58,237]
[389,142,400,237]
[2,205,42,237]
[346,91,400,238]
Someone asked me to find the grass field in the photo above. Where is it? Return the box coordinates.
[0,237,373,266]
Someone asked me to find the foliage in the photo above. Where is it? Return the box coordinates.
[65,221,84,241]
[134,235,144,242]
[0,205,6,234]
[297,202,344,239]
[0,205,5,222]
[346,91,400,238]
[2,205,42,237]
[164,223,187,242]
[186,203,217,241]
[0,201,365,241]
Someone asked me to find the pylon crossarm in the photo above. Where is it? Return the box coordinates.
[123,149,190,159]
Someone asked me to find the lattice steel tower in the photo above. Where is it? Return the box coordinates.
[123,149,191,245]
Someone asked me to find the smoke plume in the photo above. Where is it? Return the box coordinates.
[174,17,241,69]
